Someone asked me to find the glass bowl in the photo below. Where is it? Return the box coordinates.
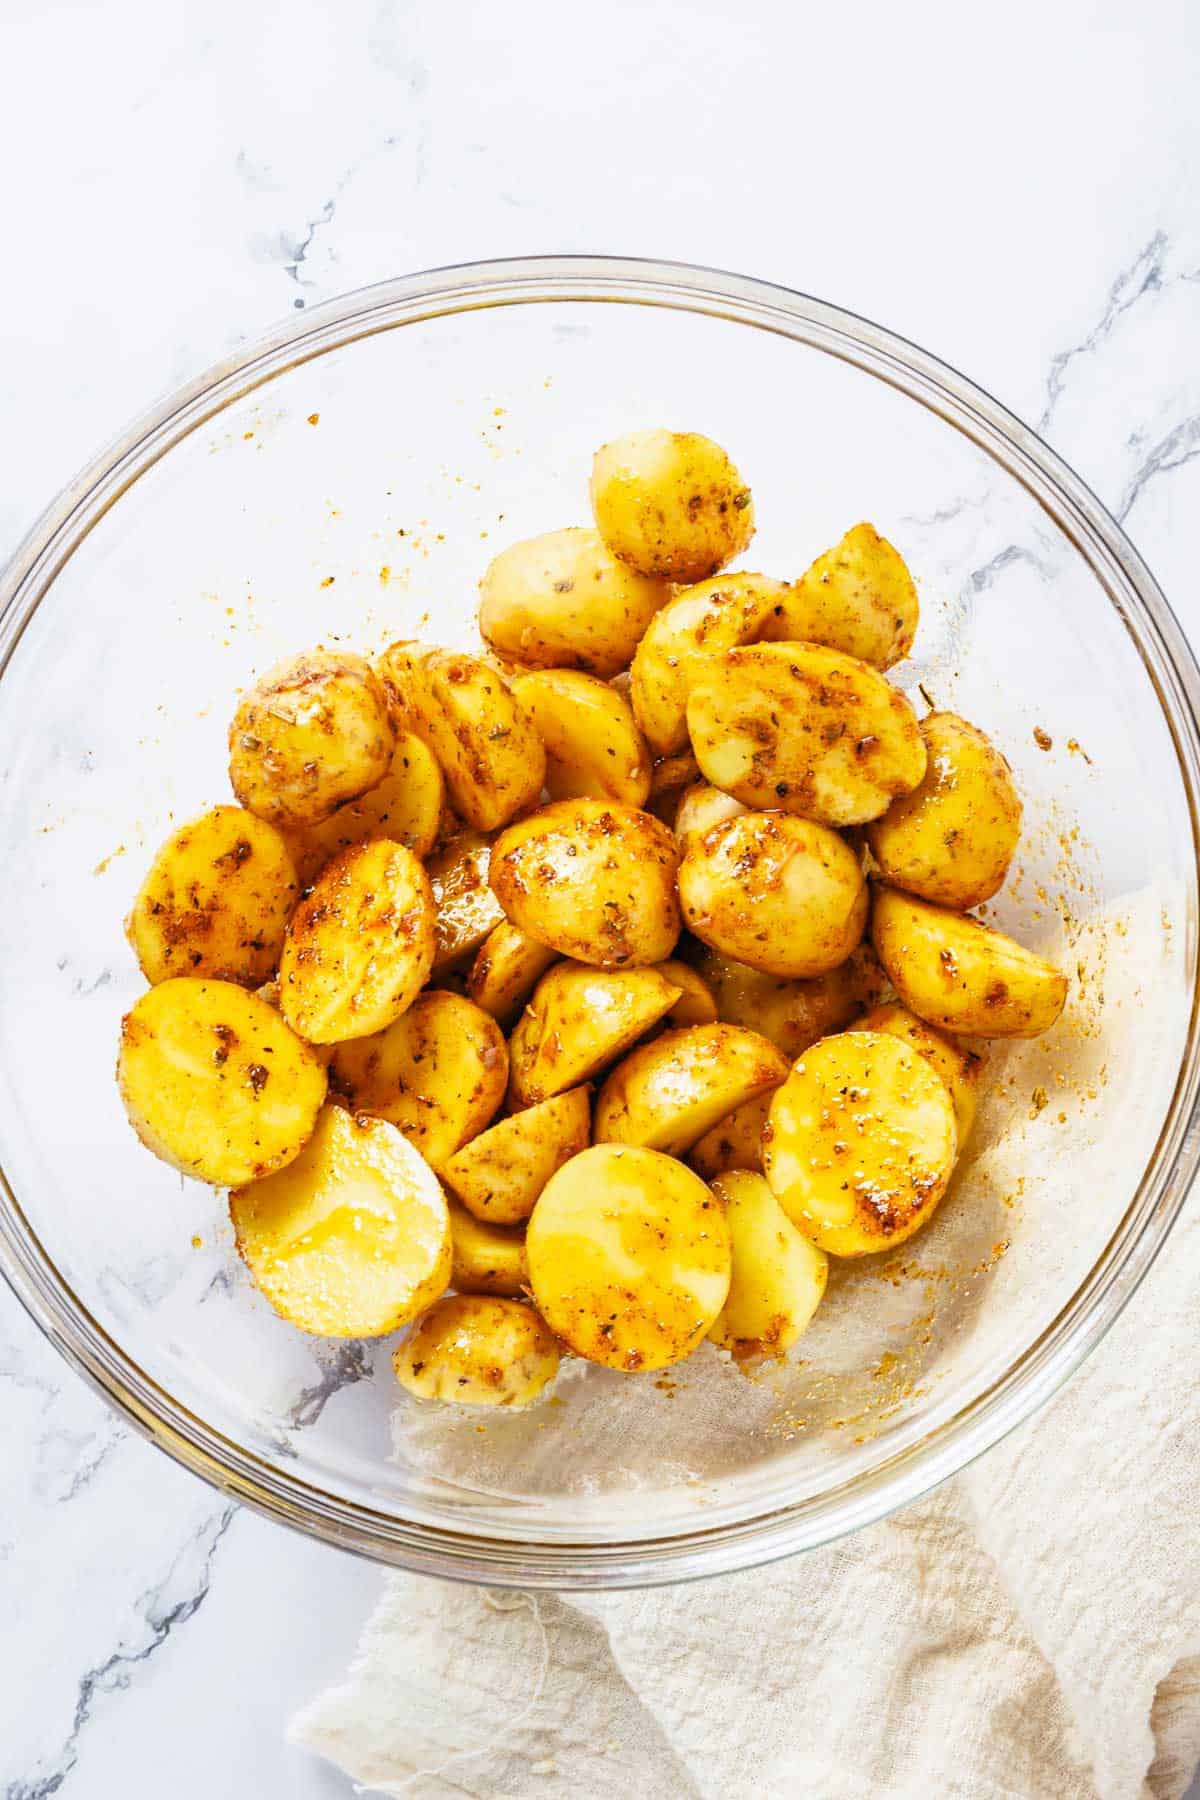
[2,256,1198,1589]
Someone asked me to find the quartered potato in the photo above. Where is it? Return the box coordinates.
[467,920,559,1023]
[527,1144,731,1372]
[283,731,444,885]
[126,805,298,986]
[764,1030,958,1257]
[708,1171,829,1360]
[118,978,327,1186]
[872,885,1068,1039]
[591,430,755,585]
[230,1106,450,1337]
[508,962,681,1106]
[689,1091,773,1180]
[654,959,719,1027]
[758,523,919,669]
[427,828,505,974]
[394,1295,560,1408]
[853,1002,985,1145]
[229,648,394,827]
[686,642,926,825]
[630,573,788,756]
[442,1087,592,1224]
[595,1024,789,1155]
[478,526,670,678]
[697,943,884,1059]
[490,798,681,968]
[279,839,435,1044]
[679,811,868,978]
[673,782,748,848]
[511,669,651,806]
[866,712,1023,909]
[330,990,508,1172]
[449,1203,528,1296]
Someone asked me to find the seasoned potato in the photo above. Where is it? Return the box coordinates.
[467,921,559,1024]
[595,1024,788,1155]
[490,799,681,968]
[689,1091,773,1180]
[449,1203,528,1296]
[708,1171,829,1359]
[527,1144,731,1371]
[872,885,1068,1039]
[478,527,670,678]
[442,1088,591,1224]
[758,524,918,669]
[591,430,755,585]
[679,812,868,978]
[427,828,505,974]
[117,978,327,1185]
[231,1106,450,1336]
[764,1031,958,1256]
[283,731,444,885]
[654,959,719,1027]
[687,642,926,825]
[508,962,681,1106]
[673,782,748,848]
[395,1295,560,1407]
[279,840,435,1044]
[630,574,788,755]
[511,669,651,806]
[697,943,884,1059]
[126,805,298,986]
[866,712,1023,909]
[229,649,394,827]
[331,991,508,1171]
[853,1001,985,1144]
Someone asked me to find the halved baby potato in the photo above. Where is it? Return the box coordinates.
[427,828,506,974]
[229,648,394,827]
[764,1030,958,1257]
[686,642,926,825]
[394,1294,560,1408]
[758,523,918,669]
[283,731,444,886]
[853,1001,985,1145]
[689,1091,773,1180]
[871,885,1068,1039]
[707,1171,829,1360]
[630,573,789,756]
[478,526,670,679]
[527,1144,731,1372]
[279,839,435,1044]
[508,962,681,1107]
[467,920,559,1024]
[449,1203,528,1297]
[442,1087,592,1224]
[595,1024,789,1156]
[330,990,508,1172]
[230,1106,450,1337]
[126,805,298,986]
[696,943,884,1059]
[118,977,327,1186]
[511,669,651,806]
[673,782,748,848]
[654,959,719,1027]
[591,430,755,585]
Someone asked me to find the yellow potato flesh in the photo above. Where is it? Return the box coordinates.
[673,782,748,848]
[653,959,719,1027]
[511,669,651,806]
[442,1087,592,1224]
[595,1024,789,1156]
[696,943,884,1059]
[467,920,559,1023]
[759,523,918,669]
[283,731,444,885]
[394,1295,560,1407]
[630,573,788,756]
[591,429,755,584]
[478,526,670,679]
[449,1203,529,1296]
[228,648,394,827]
[708,1171,829,1359]
[508,962,681,1106]
[400,647,546,832]
[853,1001,985,1145]
[689,1091,773,1180]
[427,829,505,974]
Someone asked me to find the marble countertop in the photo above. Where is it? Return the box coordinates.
[3,1,1199,1793]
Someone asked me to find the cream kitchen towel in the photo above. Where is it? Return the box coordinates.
[290,1191,1200,1800]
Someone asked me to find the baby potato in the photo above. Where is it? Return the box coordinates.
[442,1088,592,1224]
[394,1295,560,1408]
[229,648,394,828]
[126,805,298,987]
[478,526,670,678]
[527,1144,731,1372]
[511,669,651,807]
[427,828,506,974]
[449,1203,528,1297]
[331,990,508,1172]
[595,1024,788,1155]
[654,959,719,1027]
[283,731,444,886]
[650,749,701,796]
[467,921,559,1024]
[591,430,755,584]
[866,712,1023,910]
[687,642,926,825]
[673,782,748,848]
[679,812,868,979]
[490,798,681,968]
[764,1030,958,1257]
[854,1001,985,1145]
[871,885,1069,1039]
[279,840,435,1044]
[117,977,327,1186]
[689,1091,773,1180]
[630,573,788,756]
[708,1171,829,1360]
[231,1106,450,1337]
[508,962,681,1106]
[758,523,919,669]
[696,943,884,1059]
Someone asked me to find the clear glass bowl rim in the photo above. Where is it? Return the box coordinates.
[2,253,1199,1590]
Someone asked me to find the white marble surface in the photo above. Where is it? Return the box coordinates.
[2,1,1200,1793]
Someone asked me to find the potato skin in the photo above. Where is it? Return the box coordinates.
[679,812,868,979]
[126,805,298,986]
[394,1295,560,1407]
[591,430,755,584]
[689,1091,773,1180]
[708,1170,829,1360]
[229,648,394,827]
[490,798,681,968]
[511,669,651,807]
[282,731,444,885]
[759,523,918,669]
[853,1001,985,1145]
[478,527,670,679]
[427,828,506,974]
[686,641,926,825]
[674,782,748,848]
[467,920,559,1024]
[630,573,788,756]
[508,962,682,1106]
[653,959,719,1027]
[595,1024,788,1155]
[866,713,1023,910]
[871,885,1068,1039]
[442,1087,592,1224]
[696,943,884,1059]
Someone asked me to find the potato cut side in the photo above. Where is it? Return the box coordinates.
[449,1203,529,1296]
[427,828,506,974]
[442,1088,592,1224]
[591,430,754,585]
[508,962,681,1107]
[283,731,444,885]
[478,526,670,679]
[228,648,394,827]
[595,1024,789,1155]
[758,523,918,669]
[511,669,651,807]
[126,805,298,986]
[708,1171,829,1359]
[697,943,884,1060]
[394,1295,560,1407]
[118,977,327,1186]
[467,920,559,1024]
[673,782,748,848]
[689,1091,773,1180]
[231,1106,450,1337]
[528,1144,731,1372]
[764,1030,958,1257]
[630,572,788,756]
[853,1002,985,1145]
[653,959,719,1027]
